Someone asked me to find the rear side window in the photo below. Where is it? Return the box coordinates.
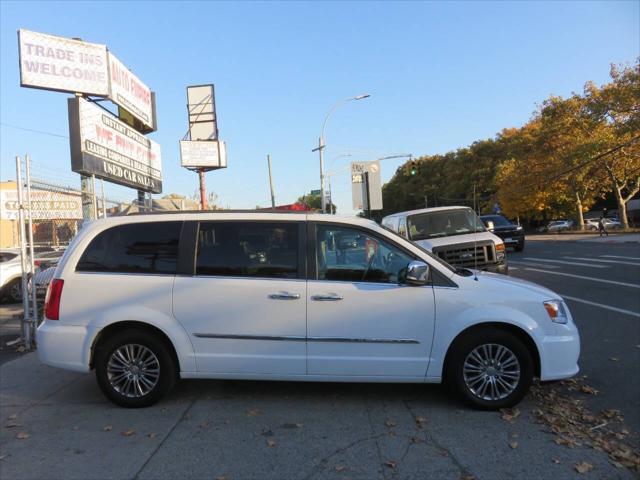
[77,222,182,274]
[196,222,299,279]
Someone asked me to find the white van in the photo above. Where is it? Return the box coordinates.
[37,212,578,409]
[382,207,508,274]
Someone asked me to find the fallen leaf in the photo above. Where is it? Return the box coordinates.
[5,421,21,428]
[574,462,593,474]
[579,385,599,395]
[147,432,157,438]
[247,409,261,417]
[215,476,227,480]
[384,419,397,427]
[266,439,276,448]
[415,416,427,427]
[103,425,112,432]
[8,414,17,420]
[384,460,397,469]
[500,408,521,422]
[410,436,424,444]
[459,475,475,480]
[198,421,210,429]
[334,465,346,472]
[15,432,29,440]
[387,431,397,437]
[509,441,518,449]
[609,357,619,362]
[552,459,561,464]
[121,429,136,437]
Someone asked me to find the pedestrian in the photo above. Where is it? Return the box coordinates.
[598,216,608,237]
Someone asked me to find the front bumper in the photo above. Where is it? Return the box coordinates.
[482,261,508,275]
[36,320,91,373]
[539,323,581,381]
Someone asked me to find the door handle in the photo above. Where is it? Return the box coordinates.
[311,294,344,301]
[268,292,300,300]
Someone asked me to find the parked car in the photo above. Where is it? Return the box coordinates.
[546,220,572,233]
[37,212,580,410]
[382,207,508,274]
[585,218,622,231]
[0,248,66,303]
[480,215,525,252]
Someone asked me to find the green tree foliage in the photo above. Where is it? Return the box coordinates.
[383,59,640,227]
[298,193,337,213]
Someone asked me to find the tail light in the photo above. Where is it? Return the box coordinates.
[44,279,64,320]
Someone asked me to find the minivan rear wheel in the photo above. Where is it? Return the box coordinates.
[447,329,533,410]
[95,329,175,408]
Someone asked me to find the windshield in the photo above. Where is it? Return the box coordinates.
[379,223,456,274]
[481,215,512,227]
[407,208,486,241]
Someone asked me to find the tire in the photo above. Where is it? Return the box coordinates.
[446,328,533,410]
[514,240,524,252]
[3,279,23,303]
[94,329,176,408]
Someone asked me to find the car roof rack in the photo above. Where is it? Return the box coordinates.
[127,209,309,216]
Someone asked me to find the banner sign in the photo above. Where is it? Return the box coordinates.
[179,140,227,169]
[108,52,155,131]
[187,84,218,140]
[1,189,83,220]
[68,97,162,193]
[18,29,109,96]
[351,161,383,211]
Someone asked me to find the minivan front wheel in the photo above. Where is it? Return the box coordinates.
[447,329,533,410]
[95,330,175,408]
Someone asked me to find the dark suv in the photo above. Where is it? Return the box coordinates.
[480,215,525,252]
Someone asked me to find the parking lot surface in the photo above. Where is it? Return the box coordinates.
[1,237,638,480]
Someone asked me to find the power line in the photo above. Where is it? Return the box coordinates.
[1,122,68,139]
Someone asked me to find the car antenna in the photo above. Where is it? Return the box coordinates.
[473,184,478,281]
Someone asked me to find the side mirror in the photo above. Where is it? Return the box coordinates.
[405,261,430,286]
[485,220,495,230]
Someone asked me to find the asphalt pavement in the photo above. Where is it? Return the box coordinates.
[0,235,638,479]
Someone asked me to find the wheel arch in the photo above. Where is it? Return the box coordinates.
[89,321,181,374]
[442,322,541,380]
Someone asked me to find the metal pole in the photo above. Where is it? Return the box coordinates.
[319,137,326,214]
[363,171,371,219]
[101,178,107,218]
[198,168,208,210]
[25,154,37,344]
[91,175,98,219]
[80,174,94,220]
[267,155,276,209]
[327,175,333,214]
[15,156,30,347]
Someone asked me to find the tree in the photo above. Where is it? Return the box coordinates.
[191,189,221,210]
[298,193,337,213]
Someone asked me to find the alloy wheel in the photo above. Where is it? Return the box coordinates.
[463,343,521,401]
[106,344,160,398]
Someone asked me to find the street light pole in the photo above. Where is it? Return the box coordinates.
[314,94,370,213]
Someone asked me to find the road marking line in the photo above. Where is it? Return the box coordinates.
[601,255,640,261]
[561,295,640,318]
[563,257,640,266]
[509,261,559,269]
[509,266,519,271]
[523,257,607,268]
[523,268,640,289]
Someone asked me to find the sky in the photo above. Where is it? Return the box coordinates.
[1,1,638,214]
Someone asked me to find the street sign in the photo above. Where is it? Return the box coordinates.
[180,140,227,168]
[351,161,382,211]
[187,84,218,141]
[310,189,321,196]
[68,97,162,193]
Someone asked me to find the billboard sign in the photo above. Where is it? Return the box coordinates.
[1,189,83,220]
[187,84,218,140]
[18,29,109,96]
[68,97,162,193]
[179,140,227,168]
[108,52,155,131]
[351,161,383,211]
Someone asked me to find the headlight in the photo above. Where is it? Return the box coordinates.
[543,300,568,324]
[495,242,505,261]
[516,226,523,231]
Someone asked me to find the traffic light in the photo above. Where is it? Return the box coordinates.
[409,160,419,176]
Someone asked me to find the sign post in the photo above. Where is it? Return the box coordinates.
[351,160,382,212]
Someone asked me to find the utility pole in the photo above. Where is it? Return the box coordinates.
[198,168,207,210]
[267,154,276,209]
[363,171,371,219]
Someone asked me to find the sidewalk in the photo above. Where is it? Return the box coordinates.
[1,354,635,480]
[528,233,640,243]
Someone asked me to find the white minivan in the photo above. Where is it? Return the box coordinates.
[37,212,579,409]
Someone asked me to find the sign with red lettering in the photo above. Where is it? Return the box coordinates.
[108,52,155,131]
[68,98,162,193]
[18,29,109,96]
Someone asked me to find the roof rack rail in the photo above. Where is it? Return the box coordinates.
[127,209,309,216]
